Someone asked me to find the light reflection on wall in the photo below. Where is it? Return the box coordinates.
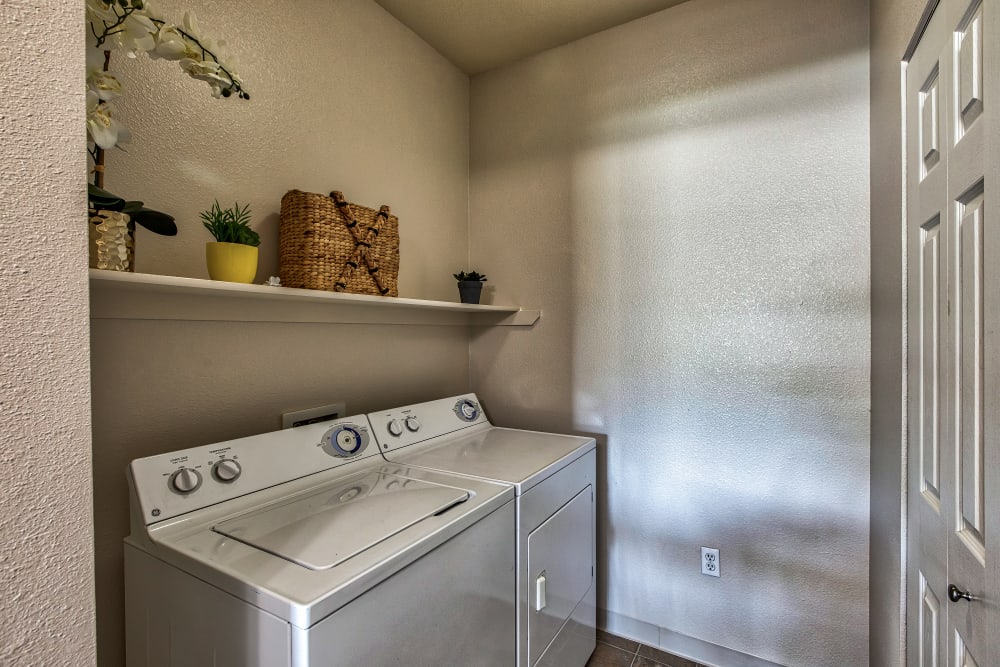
[470,0,870,665]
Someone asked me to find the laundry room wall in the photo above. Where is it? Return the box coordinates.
[89,1,471,665]
[468,1,871,665]
[0,1,96,664]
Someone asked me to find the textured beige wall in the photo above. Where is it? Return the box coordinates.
[869,1,926,665]
[469,1,871,665]
[90,1,471,664]
[0,0,97,665]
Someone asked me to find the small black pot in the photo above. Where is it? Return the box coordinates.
[458,280,484,304]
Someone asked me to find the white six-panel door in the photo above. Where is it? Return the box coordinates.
[905,1,998,666]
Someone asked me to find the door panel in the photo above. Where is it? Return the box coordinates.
[919,572,941,667]
[907,7,950,665]
[954,633,981,667]
[920,217,942,508]
[955,189,985,555]
[907,1,998,666]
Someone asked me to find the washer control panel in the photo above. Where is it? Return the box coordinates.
[129,416,378,525]
[367,393,489,454]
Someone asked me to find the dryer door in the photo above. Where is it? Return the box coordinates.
[527,485,594,666]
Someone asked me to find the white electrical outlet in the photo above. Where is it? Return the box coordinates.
[701,547,720,577]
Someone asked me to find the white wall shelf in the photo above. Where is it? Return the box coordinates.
[90,270,540,327]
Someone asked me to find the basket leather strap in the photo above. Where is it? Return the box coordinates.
[329,191,390,295]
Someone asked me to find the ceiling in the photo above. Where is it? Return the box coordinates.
[373,0,691,75]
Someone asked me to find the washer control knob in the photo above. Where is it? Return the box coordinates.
[405,416,421,432]
[321,425,368,458]
[212,459,242,483]
[169,468,202,495]
[387,419,403,436]
[454,399,480,422]
[336,427,362,453]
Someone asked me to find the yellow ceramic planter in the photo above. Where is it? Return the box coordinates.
[206,242,259,283]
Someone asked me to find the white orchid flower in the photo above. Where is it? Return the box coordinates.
[149,24,188,60]
[85,0,248,160]
[85,0,116,24]
[182,11,201,40]
[180,58,222,79]
[121,11,157,52]
[86,90,128,150]
[180,58,232,96]
[86,69,122,101]
[141,0,164,22]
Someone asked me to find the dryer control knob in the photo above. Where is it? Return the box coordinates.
[387,419,403,437]
[169,468,202,495]
[454,399,480,422]
[212,459,242,483]
[405,416,421,432]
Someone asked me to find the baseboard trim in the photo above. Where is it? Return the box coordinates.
[598,608,787,667]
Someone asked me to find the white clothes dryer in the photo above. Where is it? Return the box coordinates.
[368,394,597,667]
[124,413,516,666]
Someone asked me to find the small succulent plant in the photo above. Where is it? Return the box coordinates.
[454,271,487,282]
[201,201,260,246]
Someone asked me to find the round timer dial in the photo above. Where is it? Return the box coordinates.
[321,424,369,458]
[212,459,242,483]
[454,399,480,422]
[169,467,202,495]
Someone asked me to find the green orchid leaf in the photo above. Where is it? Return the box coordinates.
[130,208,178,236]
[121,201,146,214]
[88,184,126,211]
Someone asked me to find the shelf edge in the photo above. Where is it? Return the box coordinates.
[89,270,540,327]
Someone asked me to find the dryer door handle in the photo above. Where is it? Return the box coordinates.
[535,571,547,611]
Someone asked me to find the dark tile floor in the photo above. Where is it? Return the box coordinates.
[587,630,707,667]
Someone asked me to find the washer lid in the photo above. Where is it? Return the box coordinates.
[386,427,595,494]
[212,471,469,570]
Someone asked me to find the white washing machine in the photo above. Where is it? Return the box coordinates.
[124,413,516,666]
[368,394,597,667]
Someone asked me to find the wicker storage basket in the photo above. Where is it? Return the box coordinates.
[278,189,399,296]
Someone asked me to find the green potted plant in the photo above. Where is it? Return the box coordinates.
[454,270,488,304]
[202,201,260,283]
